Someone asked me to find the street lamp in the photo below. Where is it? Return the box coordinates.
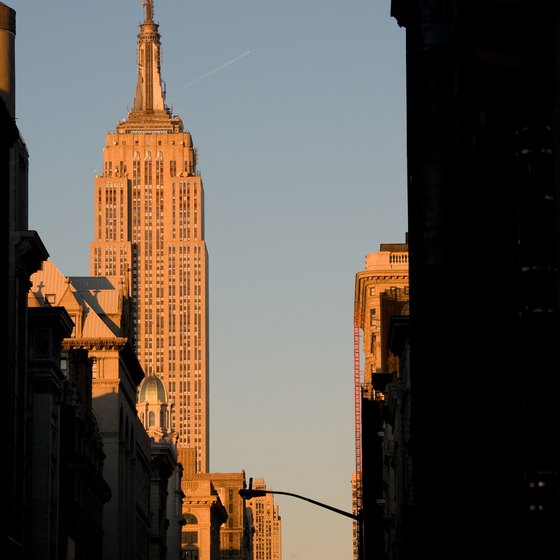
[239,478,364,559]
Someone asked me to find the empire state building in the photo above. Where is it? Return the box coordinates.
[90,0,209,472]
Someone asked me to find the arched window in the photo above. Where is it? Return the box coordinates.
[149,411,155,427]
[184,514,198,524]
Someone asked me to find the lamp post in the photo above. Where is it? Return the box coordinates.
[239,479,364,560]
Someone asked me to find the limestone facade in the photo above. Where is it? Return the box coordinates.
[89,0,209,473]
[354,237,409,388]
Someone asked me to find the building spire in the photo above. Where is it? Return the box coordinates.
[132,0,165,113]
[119,0,183,132]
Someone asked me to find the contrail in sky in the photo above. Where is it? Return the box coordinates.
[175,50,251,92]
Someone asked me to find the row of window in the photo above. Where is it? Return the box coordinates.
[103,158,195,178]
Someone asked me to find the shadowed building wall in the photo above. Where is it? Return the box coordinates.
[4,3,50,556]
[391,1,560,557]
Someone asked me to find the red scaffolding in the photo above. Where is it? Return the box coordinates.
[353,316,362,510]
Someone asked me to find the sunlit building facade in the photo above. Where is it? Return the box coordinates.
[354,237,409,386]
[244,479,282,560]
[90,0,209,472]
[353,236,409,559]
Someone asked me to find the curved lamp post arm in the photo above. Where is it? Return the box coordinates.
[238,488,360,521]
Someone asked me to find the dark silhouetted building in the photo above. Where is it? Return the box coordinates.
[386,1,560,558]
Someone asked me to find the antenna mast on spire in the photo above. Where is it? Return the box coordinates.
[144,0,153,22]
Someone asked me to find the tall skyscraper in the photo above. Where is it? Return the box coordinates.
[90,0,209,472]
[244,480,282,560]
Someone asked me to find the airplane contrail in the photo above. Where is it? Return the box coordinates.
[175,50,251,92]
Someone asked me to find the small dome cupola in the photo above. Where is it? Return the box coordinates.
[138,372,167,404]
[137,373,174,439]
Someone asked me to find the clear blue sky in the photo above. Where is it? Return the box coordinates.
[12,1,407,558]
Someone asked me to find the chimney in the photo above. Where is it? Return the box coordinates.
[0,3,16,118]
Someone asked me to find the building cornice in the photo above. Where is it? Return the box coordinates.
[62,337,128,351]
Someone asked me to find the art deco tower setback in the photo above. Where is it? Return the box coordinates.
[90,0,209,472]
